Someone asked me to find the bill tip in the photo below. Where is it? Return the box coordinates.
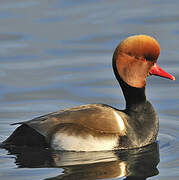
[171,76,175,81]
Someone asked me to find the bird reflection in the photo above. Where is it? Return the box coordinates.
[4,142,159,180]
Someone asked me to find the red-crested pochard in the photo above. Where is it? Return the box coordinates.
[2,35,175,151]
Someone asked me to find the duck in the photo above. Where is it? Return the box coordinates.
[2,35,175,151]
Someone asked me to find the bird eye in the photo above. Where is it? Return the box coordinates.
[142,57,146,62]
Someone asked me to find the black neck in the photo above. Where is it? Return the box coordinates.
[112,58,147,111]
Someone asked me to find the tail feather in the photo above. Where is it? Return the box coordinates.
[1,124,49,148]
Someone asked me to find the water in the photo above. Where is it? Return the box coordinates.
[0,0,179,179]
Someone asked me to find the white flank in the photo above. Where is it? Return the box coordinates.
[51,133,118,151]
[113,111,125,132]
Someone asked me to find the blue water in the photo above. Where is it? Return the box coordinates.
[0,0,179,179]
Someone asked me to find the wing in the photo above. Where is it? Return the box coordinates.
[14,104,128,138]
